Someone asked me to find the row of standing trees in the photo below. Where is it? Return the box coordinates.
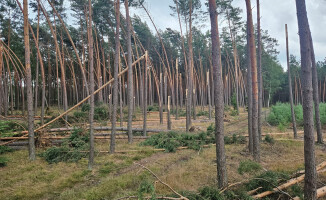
[0,0,323,198]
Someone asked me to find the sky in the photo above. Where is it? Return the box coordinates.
[129,0,326,70]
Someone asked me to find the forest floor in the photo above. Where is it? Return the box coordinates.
[1,107,326,200]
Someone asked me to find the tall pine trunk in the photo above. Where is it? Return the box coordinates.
[23,0,35,160]
[246,0,260,162]
[111,0,120,153]
[285,24,298,139]
[256,0,263,141]
[125,0,133,144]
[208,0,228,188]
[295,0,317,198]
[87,0,95,169]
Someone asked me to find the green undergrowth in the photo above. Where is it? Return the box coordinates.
[267,102,326,128]
[0,146,14,154]
[238,160,262,175]
[246,170,290,192]
[0,156,8,167]
[140,131,215,152]
[141,124,247,152]
[39,128,89,163]
[0,120,26,137]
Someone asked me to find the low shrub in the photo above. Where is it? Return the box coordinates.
[238,160,262,175]
[73,111,88,119]
[264,135,275,144]
[147,105,159,112]
[40,128,89,163]
[197,110,209,117]
[0,146,13,154]
[0,120,26,136]
[0,156,8,167]
[94,105,108,120]
[81,103,90,112]
[140,130,215,152]
[224,134,246,145]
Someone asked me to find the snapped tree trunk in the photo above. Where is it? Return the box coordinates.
[208,0,228,188]
[295,0,317,199]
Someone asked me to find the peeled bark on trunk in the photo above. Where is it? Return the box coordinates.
[167,96,171,130]
[208,0,228,188]
[87,0,95,169]
[111,0,120,154]
[256,0,263,141]
[125,0,133,144]
[285,24,298,139]
[309,34,323,144]
[246,0,260,162]
[23,0,35,161]
[295,0,317,199]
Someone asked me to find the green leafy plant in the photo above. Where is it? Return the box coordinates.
[40,128,89,163]
[264,135,275,144]
[238,160,262,175]
[246,171,289,192]
[137,180,156,200]
[224,134,246,145]
[0,146,13,154]
[0,156,8,167]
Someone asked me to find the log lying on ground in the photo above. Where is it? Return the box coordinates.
[0,136,149,140]
[293,185,326,200]
[253,161,326,198]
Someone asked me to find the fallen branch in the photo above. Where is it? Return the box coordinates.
[134,162,189,200]
[293,185,326,200]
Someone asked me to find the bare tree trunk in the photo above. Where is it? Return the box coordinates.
[111,0,120,154]
[159,72,163,124]
[143,51,148,136]
[186,0,193,132]
[23,0,35,161]
[309,34,323,144]
[175,59,179,120]
[295,0,317,199]
[208,0,228,188]
[257,0,263,141]
[246,0,260,162]
[285,24,298,139]
[87,0,95,169]
[207,71,212,120]
[167,96,171,130]
[0,43,3,115]
[246,24,253,154]
[125,0,133,144]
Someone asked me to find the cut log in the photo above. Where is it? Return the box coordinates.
[293,185,326,200]
[254,161,326,198]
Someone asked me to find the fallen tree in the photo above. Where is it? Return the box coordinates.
[253,161,326,198]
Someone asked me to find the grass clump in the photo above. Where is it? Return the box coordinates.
[238,160,262,175]
[138,179,156,200]
[224,134,246,145]
[0,156,8,167]
[40,128,89,163]
[289,184,303,200]
[0,146,13,154]
[264,135,275,144]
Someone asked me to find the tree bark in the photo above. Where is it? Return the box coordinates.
[208,0,228,188]
[125,0,133,144]
[87,0,95,169]
[246,0,260,162]
[247,23,253,154]
[295,0,317,199]
[186,0,193,132]
[256,0,263,141]
[309,34,323,144]
[23,0,35,161]
[285,24,298,139]
[111,0,120,154]
[143,51,148,136]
